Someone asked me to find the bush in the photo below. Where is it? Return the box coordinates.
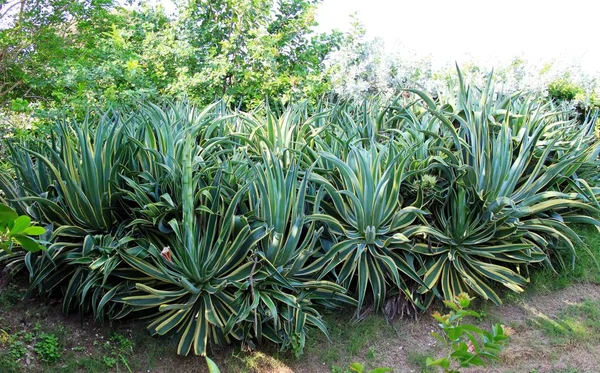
[1,70,599,358]
[548,79,583,101]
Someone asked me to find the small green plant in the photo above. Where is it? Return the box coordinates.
[0,203,45,254]
[34,333,62,362]
[103,355,117,368]
[426,293,512,373]
[99,333,133,372]
[9,339,27,359]
[9,98,30,113]
[366,346,376,360]
[348,362,392,373]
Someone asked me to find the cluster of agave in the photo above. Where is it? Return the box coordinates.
[1,72,599,356]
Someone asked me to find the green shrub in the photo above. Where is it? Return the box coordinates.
[1,68,599,359]
[0,203,46,254]
[548,79,582,101]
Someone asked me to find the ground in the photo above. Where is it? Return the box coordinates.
[1,278,600,373]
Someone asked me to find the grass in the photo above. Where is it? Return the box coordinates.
[0,352,21,373]
[531,299,600,346]
[0,283,22,311]
[405,350,435,373]
[302,312,393,369]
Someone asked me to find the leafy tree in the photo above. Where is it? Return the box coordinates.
[1,0,341,115]
[0,0,114,102]
[174,0,341,107]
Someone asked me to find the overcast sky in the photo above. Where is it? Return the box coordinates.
[142,0,599,74]
[314,0,600,73]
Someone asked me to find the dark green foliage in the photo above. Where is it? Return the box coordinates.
[1,70,600,358]
[0,0,340,118]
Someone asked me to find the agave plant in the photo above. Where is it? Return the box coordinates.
[408,173,545,304]
[115,140,268,355]
[0,115,127,231]
[239,152,355,353]
[25,232,135,319]
[308,145,427,311]
[406,72,600,303]
[119,102,238,230]
[0,114,133,314]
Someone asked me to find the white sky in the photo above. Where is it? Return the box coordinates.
[314,0,600,74]
[140,0,599,74]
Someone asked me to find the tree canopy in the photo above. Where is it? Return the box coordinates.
[0,0,341,116]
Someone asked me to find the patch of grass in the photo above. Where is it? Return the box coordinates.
[345,316,383,355]
[0,352,22,373]
[547,369,582,373]
[531,299,600,345]
[405,350,435,373]
[128,329,177,370]
[56,354,108,373]
[303,311,392,367]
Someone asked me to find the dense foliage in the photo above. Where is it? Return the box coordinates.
[1,71,599,357]
[0,0,340,118]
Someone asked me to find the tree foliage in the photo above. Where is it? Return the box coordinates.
[0,0,340,116]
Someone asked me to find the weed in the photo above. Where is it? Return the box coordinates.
[9,339,27,359]
[426,293,512,372]
[34,333,62,363]
[331,365,350,373]
[366,346,376,360]
[103,355,117,368]
[95,332,134,372]
[406,350,436,373]
[531,299,600,345]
